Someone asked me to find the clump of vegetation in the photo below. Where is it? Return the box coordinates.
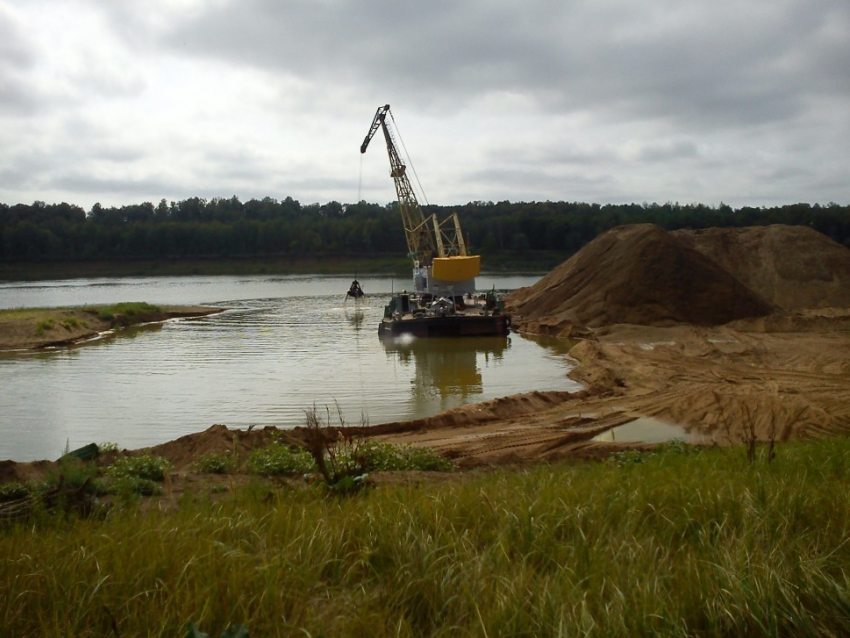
[246,442,314,476]
[97,442,119,454]
[105,453,170,482]
[608,438,696,466]
[99,453,171,496]
[48,455,98,490]
[347,440,453,473]
[192,452,236,475]
[60,316,88,330]
[244,408,453,488]
[0,482,30,503]
[303,405,454,494]
[90,302,161,323]
[33,318,55,336]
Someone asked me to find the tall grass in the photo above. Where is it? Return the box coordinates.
[1,438,849,636]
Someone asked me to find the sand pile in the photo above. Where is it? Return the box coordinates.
[505,224,774,330]
[672,225,850,310]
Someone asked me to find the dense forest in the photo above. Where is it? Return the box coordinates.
[1,196,848,264]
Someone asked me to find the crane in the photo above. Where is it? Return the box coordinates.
[360,104,480,298]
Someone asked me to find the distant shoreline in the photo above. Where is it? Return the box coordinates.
[0,252,565,282]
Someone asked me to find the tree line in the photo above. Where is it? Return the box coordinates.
[1,196,848,263]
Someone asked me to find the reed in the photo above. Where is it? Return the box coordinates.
[1,438,848,636]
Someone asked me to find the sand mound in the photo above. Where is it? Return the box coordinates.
[505,224,775,329]
[672,225,850,310]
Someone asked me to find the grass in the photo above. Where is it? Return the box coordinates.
[33,318,55,336]
[1,438,849,636]
[90,302,162,323]
[2,303,163,343]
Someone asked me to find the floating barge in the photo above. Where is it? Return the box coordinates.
[360,104,512,338]
[379,292,511,338]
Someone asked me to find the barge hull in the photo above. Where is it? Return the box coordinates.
[378,313,510,338]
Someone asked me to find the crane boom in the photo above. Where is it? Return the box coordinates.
[361,104,479,296]
[360,105,438,265]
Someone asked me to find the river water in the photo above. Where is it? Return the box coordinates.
[0,274,580,462]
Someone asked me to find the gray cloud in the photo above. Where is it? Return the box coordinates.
[0,4,43,114]
[2,0,849,209]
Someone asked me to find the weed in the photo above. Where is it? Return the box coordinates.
[105,453,171,482]
[94,302,161,324]
[246,442,313,476]
[48,455,97,491]
[303,404,455,493]
[97,476,162,498]
[33,318,55,336]
[355,440,453,472]
[193,452,235,474]
[304,404,372,493]
[0,482,29,503]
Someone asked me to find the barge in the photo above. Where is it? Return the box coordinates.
[379,291,511,338]
[360,104,512,338]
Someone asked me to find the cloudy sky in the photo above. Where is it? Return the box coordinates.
[1,0,848,212]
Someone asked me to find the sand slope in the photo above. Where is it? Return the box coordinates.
[672,224,850,310]
[505,224,774,331]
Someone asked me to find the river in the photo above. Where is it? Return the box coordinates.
[0,274,580,461]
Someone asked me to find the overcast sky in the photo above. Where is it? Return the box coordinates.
[1,0,848,212]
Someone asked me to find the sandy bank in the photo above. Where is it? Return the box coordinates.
[0,305,224,351]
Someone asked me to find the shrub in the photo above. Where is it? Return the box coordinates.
[34,318,55,336]
[360,441,453,472]
[304,405,454,494]
[46,454,98,491]
[106,453,171,482]
[246,443,314,476]
[193,452,235,475]
[0,482,30,503]
[97,476,162,497]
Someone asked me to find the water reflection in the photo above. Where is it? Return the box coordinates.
[382,335,510,411]
[344,308,366,331]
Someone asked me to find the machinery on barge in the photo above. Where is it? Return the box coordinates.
[360,104,511,337]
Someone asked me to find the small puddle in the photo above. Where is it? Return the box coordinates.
[591,417,694,444]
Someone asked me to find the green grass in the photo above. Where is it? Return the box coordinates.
[192,451,237,475]
[33,318,55,336]
[90,302,162,323]
[1,438,849,636]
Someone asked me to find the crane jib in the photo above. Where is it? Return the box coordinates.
[359,104,480,296]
